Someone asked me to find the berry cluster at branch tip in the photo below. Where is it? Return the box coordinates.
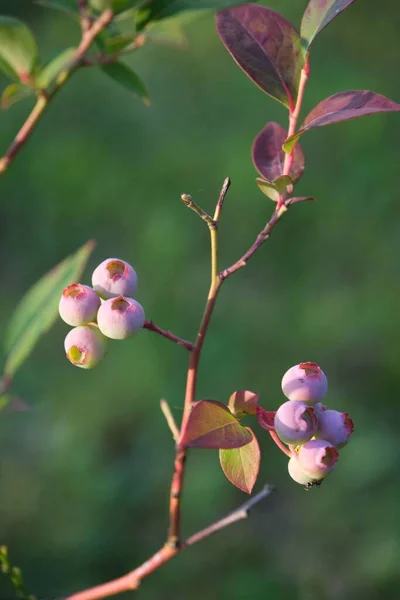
[277,363,354,488]
[59,259,145,369]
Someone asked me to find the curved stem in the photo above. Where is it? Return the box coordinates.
[0,9,113,176]
[143,320,193,351]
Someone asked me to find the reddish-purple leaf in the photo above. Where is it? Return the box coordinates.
[219,428,260,494]
[252,122,305,182]
[216,4,304,108]
[284,90,400,152]
[228,389,259,417]
[301,0,356,52]
[257,405,275,431]
[180,400,252,449]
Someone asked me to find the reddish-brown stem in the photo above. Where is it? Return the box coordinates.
[269,431,292,458]
[66,486,274,600]
[0,9,114,176]
[143,320,193,351]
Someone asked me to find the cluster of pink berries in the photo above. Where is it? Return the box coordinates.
[276,363,354,488]
[59,258,145,369]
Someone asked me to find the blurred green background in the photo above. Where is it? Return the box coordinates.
[1,1,400,599]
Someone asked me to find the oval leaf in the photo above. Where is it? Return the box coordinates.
[101,62,150,106]
[180,400,252,449]
[253,122,305,182]
[0,17,38,78]
[284,90,400,151]
[219,428,260,494]
[216,4,304,108]
[301,0,356,52]
[1,83,33,109]
[4,240,95,377]
[36,48,76,88]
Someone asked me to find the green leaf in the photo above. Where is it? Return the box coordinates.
[301,0,356,53]
[36,48,75,88]
[35,0,80,17]
[0,17,39,78]
[1,83,34,109]
[220,428,260,494]
[180,400,253,449]
[101,61,150,105]
[4,240,95,378]
[136,0,243,29]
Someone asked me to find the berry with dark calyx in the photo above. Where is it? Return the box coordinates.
[281,362,328,404]
[316,409,354,448]
[274,400,318,445]
[64,324,107,369]
[92,258,137,299]
[288,456,322,488]
[297,439,339,479]
[97,296,145,340]
[59,283,101,326]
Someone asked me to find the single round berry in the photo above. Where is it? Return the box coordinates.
[64,324,107,369]
[297,439,339,479]
[281,362,328,404]
[97,295,145,340]
[274,400,318,445]
[59,283,101,327]
[315,409,354,448]
[288,456,322,487]
[92,258,137,300]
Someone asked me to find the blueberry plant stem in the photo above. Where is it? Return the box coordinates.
[0,9,114,176]
[143,320,193,351]
[65,60,308,599]
[65,485,274,600]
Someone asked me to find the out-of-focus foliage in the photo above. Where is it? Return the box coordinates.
[0,1,400,599]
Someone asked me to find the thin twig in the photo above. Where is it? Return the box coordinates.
[78,0,91,33]
[143,320,193,351]
[160,399,180,441]
[65,485,274,600]
[181,194,215,226]
[184,484,274,546]
[213,176,231,223]
[0,9,113,176]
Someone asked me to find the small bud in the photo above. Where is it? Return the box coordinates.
[281,362,328,404]
[97,296,145,340]
[288,456,322,487]
[274,400,318,445]
[92,258,137,299]
[228,390,260,417]
[64,325,107,369]
[59,283,101,326]
[316,409,354,448]
[297,439,339,479]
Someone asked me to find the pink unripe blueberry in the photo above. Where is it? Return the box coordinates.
[274,400,318,445]
[59,283,101,326]
[297,439,339,479]
[288,456,321,487]
[92,258,137,299]
[281,362,328,404]
[97,296,145,340]
[316,410,354,448]
[64,324,107,369]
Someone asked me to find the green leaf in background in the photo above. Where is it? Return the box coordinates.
[136,0,244,29]
[36,48,76,88]
[1,83,34,109]
[101,61,150,105]
[0,17,39,79]
[301,0,356,54]
[180,400,253,449]
[4,240,95,378]
[35,0,80,16]
[219,428,260,493]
